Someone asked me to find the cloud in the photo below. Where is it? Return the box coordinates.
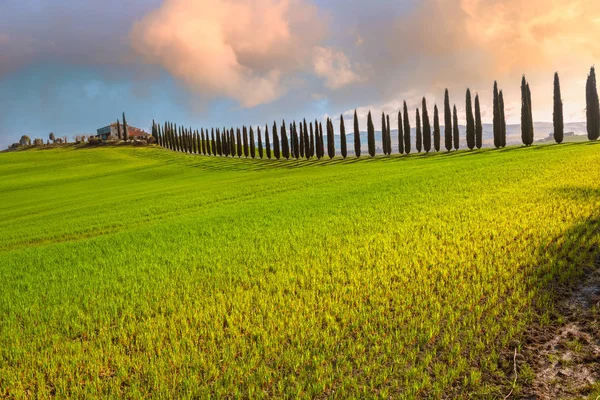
[312,46,361,89]
[130,0,325,108]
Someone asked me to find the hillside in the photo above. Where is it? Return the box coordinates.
[1,143,599,398]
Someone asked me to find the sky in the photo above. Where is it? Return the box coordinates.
[1,0,600,148]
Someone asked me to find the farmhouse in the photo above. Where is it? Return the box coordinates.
[96,123,150,140]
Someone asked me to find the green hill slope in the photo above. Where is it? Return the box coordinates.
[1,143,599,398]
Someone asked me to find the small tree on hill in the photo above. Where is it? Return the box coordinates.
[386,114,392,155]
[303,119,309,159]
[281,121,289,159]
[493,82,501,148]
[243,126,249,157]
[299,121,305,158]
[381,112,388,155]
[433,104,440,152]
[265,124,271,159]
[49,132,55,143]
[367,111,375,157]
[354,110,361,158]
[117,120,122,140]
[257,127,263,158]
[236,128,242,157]
[292,121,300,159]
[327,118,335,159]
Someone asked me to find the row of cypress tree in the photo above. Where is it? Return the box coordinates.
[151,71,599,158]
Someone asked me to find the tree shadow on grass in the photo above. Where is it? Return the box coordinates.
[482,186,600,399]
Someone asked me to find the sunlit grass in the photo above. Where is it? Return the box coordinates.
[0,143,599,398]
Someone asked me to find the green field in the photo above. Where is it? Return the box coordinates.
[1,143,599,398]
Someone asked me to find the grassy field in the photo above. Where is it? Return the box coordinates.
[1,143,599,398]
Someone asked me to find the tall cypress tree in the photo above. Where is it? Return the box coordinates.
[386,114,392,155]
[242,126,249,157]
[216,128,223,155]
[289,122,295,158]
[222,130,228,157]
[327,118,335,159]
[493,82,501,148]
[122,112,129,141]
[310,122,316,158]
[353,110,361,158]
[211,128,217,155]
[466,89,475,150]
[117,120,122,141]
[422,98,431,153]
[586,66,600,140]
[257,127,263,158]
[299,122,305,158]
[340,115,347,159]
[315,121,321,159]
[228,128,234,157]
[433,105,441,152]
[367,111,376,157]
[453,105,460,150]
[521,77,533,146]
[527,84,534,145]
[193,130,198,154]
[264,125,271,159]
[273,122,281,160]
[303,119,310,159]
[403,101,411,154]
[293,121,300,159]
[236,128,242,157]
[499,91,507,147]
[200,129,205,155]
[444,89,452,151]
[475,94,483,149]
[250,126,256,158]
[415,108,422,153]
[319,122,325,159]
[553,72,564,144]
[397,110,404,154]
[381,112,388,155]
[281,121,289,159]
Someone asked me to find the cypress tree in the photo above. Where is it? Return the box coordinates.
[216,128,222,155]
[381,112,388,155]
[175,125,180,152]
[403,101,411,154]
[466,89,475,150]
[123,112,129,141]
[385,114,392,156]
[293,121,300,159]
[453,105,460,150]
[117,120,122,141]
[157,124,162,147]
[257,127,263,158]
[243,126,249,157]
[521,77,533,146]
[224,129,230,156]
[422,98,431,153]
[367,111,376,157]
[354,110,361,158]
[250,126,256,158]
[397,110,404,154]
[433,105,441,152]
[289,122,295,158]
[319,122,325,159]
[310,122,315,158]
[527,84,534,145]
[211,128,217,155]
[586,66,600,140]
[553,73,564,144]
[415,108,422,153]
[327,118,335,159]
[499,91,507,147]
[444,89,452,151]
[493,82,501,148]
[299,122,305,158]
[340,115,347,159]
[265,124,271,159]
[152,120,157,141]
[228,129,234,157]
[273,122,280,160]
[236,128,242,157]
[475,94,483,149]
[281,121,289,159]
[303,120,309,159]
[200,129,205,154]
[193,130,198,154]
